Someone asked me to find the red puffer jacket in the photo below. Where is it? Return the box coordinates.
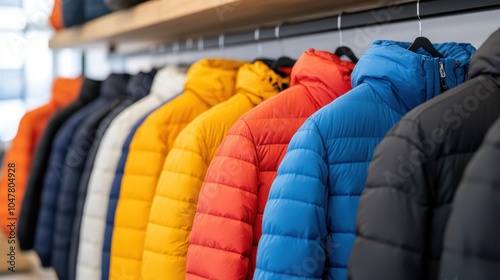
[185,49,355,280]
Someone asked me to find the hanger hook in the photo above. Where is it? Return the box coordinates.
[417,0,422,37]
[186,38,194,50]
[218,34,225,57]
[173,41,180,53]
[274,23,281,40]
[337,12,343,46]
[254,28,263,56]
[275,23,285,55]
[197,37,204,52]
[254,28,260,41]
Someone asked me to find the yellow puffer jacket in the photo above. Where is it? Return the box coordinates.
[109,59,245,280]
[141,61,290,280]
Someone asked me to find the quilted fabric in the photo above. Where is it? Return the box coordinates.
[141,61,289,280]
[33,74,129,267]
[75,67,185,280]
[53,72,156,280]
[350,34,498,280]
[439,29,500,280]
[185,49,355,280]
[440,118,500,280]
[18,78,101,250]
[0,77,82,236]
[106,59,244,280]
[67,70,157,280]
[256,41,475,280]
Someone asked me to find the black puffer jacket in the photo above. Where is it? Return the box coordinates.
[439,115,500,280]
[18,78,101,250]
[349,28,500,280]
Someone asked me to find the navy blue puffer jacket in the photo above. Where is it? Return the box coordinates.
[255,40,475,280]
[34,74,129,267]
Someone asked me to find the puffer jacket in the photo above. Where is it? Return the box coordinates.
[141,61,290,280]
[49,0,63,30]
[53,72,154,280]
[34,74,130,267]
[257,41,475,280]
[186,49,355,280]
[104,0,146,11]
[75,66,185,280]
[18,78,101,251]
[102,113,149,280]
[67,70,157,280]
[0,77,82,237]
[440,119,500,278]
[349,31,499,280]
[85,0,110,21]
[105,59,245,280]
[62,0,84,27]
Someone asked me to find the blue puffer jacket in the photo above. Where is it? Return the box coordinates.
[34,74,129,267]
[255,40,475,280]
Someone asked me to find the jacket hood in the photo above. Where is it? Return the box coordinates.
[469,28,500,86]
[150,66,186,101]
[51,77,82,108]
[236,61,290,105]
[125,70,156,101]
[352,40,476,115]
[291,49,355,106]
[100,73,131,100]
[184,59,246,106]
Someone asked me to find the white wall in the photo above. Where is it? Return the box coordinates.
[82,9,500,77]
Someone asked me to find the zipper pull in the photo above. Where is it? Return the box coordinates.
[439,61,449,92]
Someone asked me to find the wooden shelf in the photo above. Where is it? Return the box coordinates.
[49,0,392,49]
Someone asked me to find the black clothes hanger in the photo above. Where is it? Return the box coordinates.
[335,46,359,63]
[408,37,444,58]
[408,0,444,58]
[253,58,276,67]
[334,13,359,63]
[271,56,296,69]
[271,56,296,77]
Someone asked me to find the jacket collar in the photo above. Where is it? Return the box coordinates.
[352,40,476,115]
[126,70,156,101]
[78,78,102,103]
[184,59,246,107]
[291,49,355,107]
[100,73,131,100]
[149,66,187,102]
[50,77,82,108]
[469,28,500,86]
[235,61,290,105]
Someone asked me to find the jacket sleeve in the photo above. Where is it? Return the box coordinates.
[186,119,259,280]
[254,120,328,280]
[349,119,429,280]
[141,124,208,279]
[0,114,34,233]
[440,121,500,279]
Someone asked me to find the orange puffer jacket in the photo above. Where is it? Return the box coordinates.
[0,77,82,236]
[185,49,355,280]
[49,0,63,30]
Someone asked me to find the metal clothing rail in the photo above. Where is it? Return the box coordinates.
[110,0,500,58]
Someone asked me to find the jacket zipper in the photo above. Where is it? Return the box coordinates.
[438,61,449,92]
